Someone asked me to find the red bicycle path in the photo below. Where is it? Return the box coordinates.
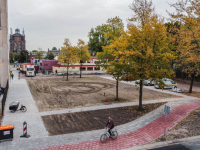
[34,101,200,150]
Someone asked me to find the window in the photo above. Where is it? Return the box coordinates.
[87,67,93,71]
[72,67,75,69]
[80,67,86,71]
[95,67,100,70]
[27,68,34,71]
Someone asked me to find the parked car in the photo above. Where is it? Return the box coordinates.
[57,73,64,76]
[154,78,177,89]
[144,79,155,86]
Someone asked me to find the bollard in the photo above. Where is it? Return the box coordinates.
[20,121,30,138]
[105,97,108,102]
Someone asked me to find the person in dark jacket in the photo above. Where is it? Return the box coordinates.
[106,117,114,137]
[11,73,14,80]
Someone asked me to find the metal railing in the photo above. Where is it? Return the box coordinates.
[2,80,9,115]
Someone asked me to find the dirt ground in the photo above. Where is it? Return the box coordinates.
[27,77,175,112]
[156,108,200,142]
[42,102,165,136]
[173,79,200,98]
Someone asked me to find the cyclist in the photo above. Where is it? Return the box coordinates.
[106,117,114,137]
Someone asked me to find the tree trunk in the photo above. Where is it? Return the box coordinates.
[139,79,143,110]
[116,77,119,100]
[80,63,82,78]
[66,64,69,81]
[189,74,194,93]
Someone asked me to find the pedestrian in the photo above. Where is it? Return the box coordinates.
[11,73,14,80]
[18,72,20,80]
[55,70,58,76]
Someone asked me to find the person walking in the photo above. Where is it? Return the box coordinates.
[106,117,115,137]
[55,70,58,77]
[18,72,20,80]
[11,73,14,80]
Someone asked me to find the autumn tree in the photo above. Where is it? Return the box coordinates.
[168,0,200,93]
[76,39,91,78]
[105,0,174,110]
[58,39,78,81]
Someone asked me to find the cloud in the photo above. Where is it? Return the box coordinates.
[8,0,177,51]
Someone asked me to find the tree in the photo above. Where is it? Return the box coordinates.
[52,47,57,50]
[32,50,38,52]
[19,50,30,63]
[14,53,20,62]
[105,0,174,110]
[45,52,55,60]
[9,52,14,63]
[168,0,200,93]
[58,39,78,81]
[34,51,44,60]
[97,48,125,100]
[88,16,124,55]
[76,39,91,78]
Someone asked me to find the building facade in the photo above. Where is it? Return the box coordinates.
[52,57,105,74]
[9,28,26,54]
[40,60,58,71]
[0,0,9,87]
[48,48,62,57]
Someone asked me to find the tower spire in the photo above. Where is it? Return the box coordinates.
[22,28,25,36]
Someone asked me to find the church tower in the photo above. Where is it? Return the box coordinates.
[9,28,26,54]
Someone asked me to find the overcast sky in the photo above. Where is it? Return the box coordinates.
[8,0,177,51]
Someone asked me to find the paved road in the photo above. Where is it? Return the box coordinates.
[150,144,190,150]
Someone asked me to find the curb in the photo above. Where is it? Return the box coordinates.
[124,135,200,150]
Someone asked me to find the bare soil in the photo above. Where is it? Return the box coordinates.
[27,77,175,112]
[173,80,200,98]
[42,102,166,136]
[156,108,200,142]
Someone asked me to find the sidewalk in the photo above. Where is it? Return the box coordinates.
[34,101,200,150]
[1,70,48,144]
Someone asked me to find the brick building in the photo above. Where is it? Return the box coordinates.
[9,28,26,54]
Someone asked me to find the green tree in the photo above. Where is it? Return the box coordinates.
[9,52,14,63]
[88,16,124,55]
[19,50,30,63]
[97,49,125,100]
[34,51,44,60]
[58,39,78,81]
[32,50,38,52]
[52,47,57,50]
[168,0,200,93]
[14,53,20,62]
[45,52,55,60]
[76,39,91,78]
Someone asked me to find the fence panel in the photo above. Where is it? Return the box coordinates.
[2,80,9,115]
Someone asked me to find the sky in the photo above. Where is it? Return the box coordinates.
[8,0,177,52]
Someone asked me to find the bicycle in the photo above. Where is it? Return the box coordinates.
[100,127,118,143]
